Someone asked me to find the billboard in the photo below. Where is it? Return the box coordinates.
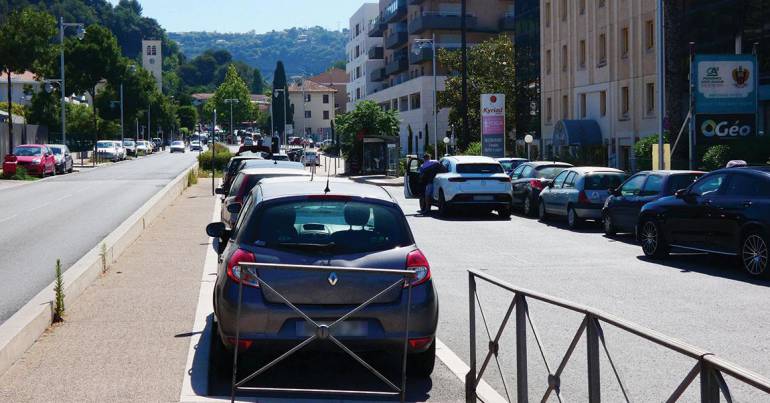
[695,114,759,140]
[694,54,757,114]
[481,94,505,158]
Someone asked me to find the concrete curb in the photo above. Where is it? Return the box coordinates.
[0,161,199,377]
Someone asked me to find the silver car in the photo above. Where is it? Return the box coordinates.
[47,144,73,174]
[538,167,627,229]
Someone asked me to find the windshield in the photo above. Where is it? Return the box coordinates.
[456,163,503,174]
[97,141,113,148]
[13,146,43,156]
[123,141,135,146]
[535,166,567,179]
[172,141,184,146]
[584,173,627,190]
[243,199,412,254]
[50,147,62,155]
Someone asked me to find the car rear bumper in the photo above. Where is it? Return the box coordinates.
[574,203,602,219]
[447,193,511,207]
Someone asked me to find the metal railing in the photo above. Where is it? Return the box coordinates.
[466,269,770,403]
[230,262,417,403]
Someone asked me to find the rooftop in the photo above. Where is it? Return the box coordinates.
[288,80,337,93]
[308,68,349,85]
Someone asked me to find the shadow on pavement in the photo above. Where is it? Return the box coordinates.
[637,252,770,287]
[409,209,511,222]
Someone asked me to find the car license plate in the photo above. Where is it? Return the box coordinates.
[474,195,494,201]
[297,321,368,337]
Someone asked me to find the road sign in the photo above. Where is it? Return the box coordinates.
[481,94,505,158]
[694,54,758,114]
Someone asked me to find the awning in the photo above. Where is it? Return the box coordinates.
[553,120,603,147]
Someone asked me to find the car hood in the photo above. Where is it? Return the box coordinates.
[13,155,42,163]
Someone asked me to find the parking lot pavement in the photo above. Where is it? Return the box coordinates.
[0,181,214,403]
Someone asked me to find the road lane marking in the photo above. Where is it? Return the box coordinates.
[56,194,72,201]
[0,214,18,224]
[435,338,507,403]
[28,202,52,212]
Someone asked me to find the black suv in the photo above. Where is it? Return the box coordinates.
[638,166,770,278]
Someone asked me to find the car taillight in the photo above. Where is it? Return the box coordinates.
[226,249,259,288]
[529,179,544,190]
[578,191,589,204]
[408,337,433,349]
[448,177,466,182]
[405,249,431,288]
[4,154,17,162]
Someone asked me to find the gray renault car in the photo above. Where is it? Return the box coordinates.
[206,178,438,376]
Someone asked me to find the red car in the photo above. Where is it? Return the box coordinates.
[3,144,57,177]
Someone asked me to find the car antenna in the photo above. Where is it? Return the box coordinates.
[323,166,331,194]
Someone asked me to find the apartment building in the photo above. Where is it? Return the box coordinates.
[288,80,337,139]
[346,3,385,112]
[309,68,349,115]
[362,0,516,155]
[540,0,658,170]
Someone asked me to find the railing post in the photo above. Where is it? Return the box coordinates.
[700,360,720,403]
[466,272,477,403]
[515,294,528,403]
[586,315,601,403]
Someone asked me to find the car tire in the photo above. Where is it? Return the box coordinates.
[523,195,534,216]
[438,190,449,217]
[498,206,511,219]
[407,340,436,377]
[567,206,582,230]
[640,219,670,259]
[741,230,769,278]
[538,199,548,221]
[603,213,616,236]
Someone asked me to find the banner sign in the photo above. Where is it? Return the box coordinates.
[481,94,505,158]
[694,54,758,114]
[696,114,759,140]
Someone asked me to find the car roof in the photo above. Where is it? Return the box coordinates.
[256,177,397,203]
[47,144,66,148]
[566,166,625,174]
[496,158,528,161]
[444,155,499,164]
[241,159,303,169]
[635,170,705,175]
[714,166,770,176]
[524,161,573,167]
[16,144,46,148]
[238,168,311,176]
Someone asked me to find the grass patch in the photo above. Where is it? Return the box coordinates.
[187,169,199,186]
[1,166,39,181]
[198,169,224,179]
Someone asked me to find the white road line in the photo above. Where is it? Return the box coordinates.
[56,194,72,201]
[28,202,52,212]
[435,338,507,403]
[0,214,18,224]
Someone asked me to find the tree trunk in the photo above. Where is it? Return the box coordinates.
[7,70,13,153]
[93,86,98,166]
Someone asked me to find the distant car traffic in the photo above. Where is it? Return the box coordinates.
[189,140,203,151]
[48,144,73,174]
[96,140,123,162]
[123,139,136,156]
[496,158,528,176]
[301,150,319,166]
[170,141,186,153]
[206,178,438,376]
[509,161,573,216]
[638,166,770,278]
[2,144,57,177]
[602,170,704,236]
[538,167,626,229]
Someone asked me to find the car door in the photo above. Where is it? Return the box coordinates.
[509,164,528,204]
[667,173,728,248]
[710,173,765,254]
[543,170,569,214]
[558,171,578,216]
[403,157,423,198]
[633,174,663,228]
[613,174,648,230]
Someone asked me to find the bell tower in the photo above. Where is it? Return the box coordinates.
[141,39,163,92]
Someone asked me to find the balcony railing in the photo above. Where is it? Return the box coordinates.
[382,0,407,24]
[499,13,516,31]
[385,54,409,75]
[368,16,385,37]
[409,12,478,34]
[409,46,432,64]
[370,67,386,82]
[385,30,408,49]
[368,46,384,60]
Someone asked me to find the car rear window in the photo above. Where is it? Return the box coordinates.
[456,163,503,174]
[667,174,702,194]
[535,166,567,179]
[584,173,627,190]
[242,199,412,254]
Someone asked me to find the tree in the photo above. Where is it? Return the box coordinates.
[251,68,264,94]
[437,35,516,149]
[0,8,56,150]
[272,61,293,137]
[177,105,199,132]
[204,64,253,135]
[330,60,346,70]
[336,100,399,164]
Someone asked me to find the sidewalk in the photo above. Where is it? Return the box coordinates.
[313,153,403,187]
[0,182,215,402]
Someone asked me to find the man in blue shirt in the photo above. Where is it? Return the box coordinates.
[418,153,442,214]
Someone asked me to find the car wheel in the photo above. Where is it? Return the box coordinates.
[538,199,548,221]
[640,220,670,259]
[407,340,436,377]
[741,231,769,278]
[438,190,449,217]
[567,206,582,229]
[603,213,616,236]
[498,206,511,219]
[523,195,533,216]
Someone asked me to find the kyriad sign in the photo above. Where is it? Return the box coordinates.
[481,94,505,158]
[694,54,758,114]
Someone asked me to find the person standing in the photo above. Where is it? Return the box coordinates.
[418,153,443,214]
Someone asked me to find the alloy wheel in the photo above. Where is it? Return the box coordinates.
[524,197,532,215]
[641,222,659,256]
[742,234,768,276]
[603,215,614,235]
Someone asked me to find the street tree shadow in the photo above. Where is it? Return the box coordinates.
[636,252,770,287]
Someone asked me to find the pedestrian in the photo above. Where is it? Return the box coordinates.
[418,153,444,214]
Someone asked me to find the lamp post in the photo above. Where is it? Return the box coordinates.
[656,0,665,169]
[211,108,217,195]
[224,98,239,145]
[524,134,534,161]
[59,18,85,148]
[414,34,439,156]
[460,0,470,146]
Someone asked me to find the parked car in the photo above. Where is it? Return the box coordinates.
[217,168,311,228]
[509,161,573,216]
[300,150,319,166]
[152,137,163,151]
[496,158,529,176]
[242,136,254,146]
[538,167,627,229]
[170,141,186,153]
[96,140,122,162]
[219,155,268,197]
[135,141,149,155]
[112,141,126,160]
[2,144,57,177]
[272,153,291,162]
[48,144,73,174]
[206,178,438,376]
[602,170,704,236]
[189,140,203,151]
[406,155,512,218]
[123,139,136,156]
[638,166,770,278]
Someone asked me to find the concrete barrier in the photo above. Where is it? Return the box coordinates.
[0,162,199,376]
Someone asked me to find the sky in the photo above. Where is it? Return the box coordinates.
[111,0,368,33]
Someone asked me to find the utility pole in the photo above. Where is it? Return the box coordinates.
[656,0,665,169]
[58,18,85,147]
[212,108,216,195]
[120,83,124,146]
[460,0,469,147]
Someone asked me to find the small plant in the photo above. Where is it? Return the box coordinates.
[53,259,65,322]
[100,243,108,274]
[702,144,732,171]
[187,169,198,186]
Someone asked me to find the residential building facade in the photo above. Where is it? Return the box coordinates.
[0,71,41,106]
[540,0,658,171]
[362,0,516,155]
[309,68,349,115]
[346,3,385,112]
[289,80,337,139]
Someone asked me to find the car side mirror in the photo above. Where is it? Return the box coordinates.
[609,187,620,197]
[547,182,554,188]
[227,203,242,215]
[215,187,225,195]
[206,222,227,238]
[675,189,687,199]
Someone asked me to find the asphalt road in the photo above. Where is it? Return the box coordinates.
[387,187,770,402]
[0,150,198,324]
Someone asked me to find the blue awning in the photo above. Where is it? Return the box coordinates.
[553,120,603,147]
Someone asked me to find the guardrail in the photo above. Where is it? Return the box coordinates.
[465,269,770,403]
[230,262,418,403]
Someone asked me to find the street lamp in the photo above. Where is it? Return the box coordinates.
[224,98,239,145]
[524,134,534,161]
[414,34,439,156]
[59,18,85,147]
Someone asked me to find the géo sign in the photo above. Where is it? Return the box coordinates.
[696,115,757,139]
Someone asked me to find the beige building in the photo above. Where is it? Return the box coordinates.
[289,80,337,139]
[540,0,659,170]
[141,39,163,92]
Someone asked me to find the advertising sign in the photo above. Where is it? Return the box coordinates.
[695,114,758,140]
[694,54,758,114]
[481,94,505,158]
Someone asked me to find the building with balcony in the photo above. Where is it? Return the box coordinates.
[346,3,386,112]
[358,0,516,156]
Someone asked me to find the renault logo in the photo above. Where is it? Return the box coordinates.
[328,272,338,286]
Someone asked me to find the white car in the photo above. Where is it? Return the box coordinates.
[300,151,319,166]
[96,140,122,162]
[112,141,126,160]
[123,139,136,156]
[404,155,513,217]
[135,141,149,155]
[170,140,186,153]
[190,140,203,151]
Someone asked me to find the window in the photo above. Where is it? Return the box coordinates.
[520,165,534,178]
[579,40,586,68]
[562,95,568,119]
[356,88,361,100]
[585,173,626,190]
[646,83,655,115]
[355,45,360,58]
[323,110,330,120]
[305,94,312,103]
[304,110,312,118]
[511,164,527,179]
[355,23,360,36]
[356,66,361,79]
[553,170,569,188]
[579,0,586,14]
[323,94,330,104]
[621,27,629,58]
[563,172,577,188]
[545,2,551,27]
[690,174,727,196]
[579,93,587,118]
[645,20,655,51]
[621,86,630,117]
[621,174,647,196]
[560,0,567,21]
[399,95,409,112]
[561,45,568,71]
[546,49,552,74]
[600,91,607,117]
[598,33,607,65]
[456,164,504,174]
[723,174,770,197]
[668,174,703,194]
[392,99,398,110]
[546,97,553,122]
[640,175,664,196]
[410,93,421,109]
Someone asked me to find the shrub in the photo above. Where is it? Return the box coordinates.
[197,144,233,172]
[459,141,482,156]
[702,145,732,171]
[634,134,668,171]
